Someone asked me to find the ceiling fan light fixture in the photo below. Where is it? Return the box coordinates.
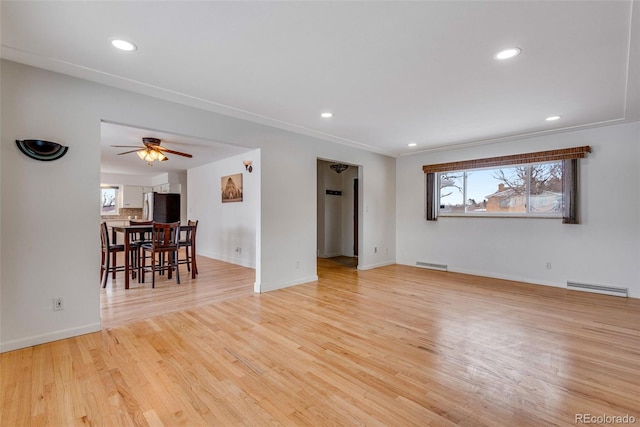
[113,136,192,163]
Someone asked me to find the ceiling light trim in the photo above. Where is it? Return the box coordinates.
[494,47,521,60]
[110,38,138,52]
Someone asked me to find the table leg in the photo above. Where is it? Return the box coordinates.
[124,230,131,289]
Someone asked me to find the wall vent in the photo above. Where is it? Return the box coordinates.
[416,261,448,272]
[566,281,628,298]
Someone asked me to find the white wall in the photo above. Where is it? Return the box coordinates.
[396,121,640,298]
[100,173,154,187]
[188,150,259,269]
[0,60,396,351]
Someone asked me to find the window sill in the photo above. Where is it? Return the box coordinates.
[438,213,561,219]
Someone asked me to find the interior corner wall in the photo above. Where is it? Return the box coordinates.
[396,121,640,298]
[187,150,259,268]
[317,160,343,258]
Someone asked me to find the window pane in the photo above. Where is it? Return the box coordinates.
[464,169,494,213]
[482,167,526,213]
[439,173,464,213]
[529,161,563,213]
[101,188,117,214]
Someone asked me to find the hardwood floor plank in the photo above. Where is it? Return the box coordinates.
[2,257,639,426]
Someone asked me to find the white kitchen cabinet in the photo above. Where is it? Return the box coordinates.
[121,185,143,208]
[153,183,181,194]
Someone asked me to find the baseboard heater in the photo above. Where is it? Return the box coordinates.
[416,261,448,272]
[566,281,628,298]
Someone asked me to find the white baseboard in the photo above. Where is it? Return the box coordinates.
[259,275,319,293]
[358,260,395,270]
[0,323,101,353]
[200,251,256,269]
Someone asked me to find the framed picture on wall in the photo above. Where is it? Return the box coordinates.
[221,173,243,203]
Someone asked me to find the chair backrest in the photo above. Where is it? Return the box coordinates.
[100,222,110,249]
[130,220,153,241]
[151,222,180,248]
[184,219,199,242]
[130,220,153,226]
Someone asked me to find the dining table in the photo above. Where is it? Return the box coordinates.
[111,224,197,289]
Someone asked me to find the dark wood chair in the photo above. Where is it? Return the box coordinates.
[140,222,181,288]
[178,219,198,274]
[100,222,125,288]
[128,220,153,279]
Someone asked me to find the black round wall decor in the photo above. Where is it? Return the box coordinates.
[16,139,69,161]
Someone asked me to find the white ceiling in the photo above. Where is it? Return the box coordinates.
[2,1,638,175]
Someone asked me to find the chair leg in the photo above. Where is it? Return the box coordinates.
[111,251,117,279]
[151,251,156,289]
[100,251,105,286]
[102,251,110,288]
[175,250,180,285]
[141,250,146,284]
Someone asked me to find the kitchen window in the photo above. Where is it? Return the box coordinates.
[101,186,119,215]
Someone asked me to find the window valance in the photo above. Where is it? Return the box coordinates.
[422,146,591,174]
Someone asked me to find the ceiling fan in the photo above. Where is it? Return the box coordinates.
[112,137,193,162]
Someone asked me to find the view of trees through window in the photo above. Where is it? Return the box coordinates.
[439,161,563,216]
[101,187,118,214]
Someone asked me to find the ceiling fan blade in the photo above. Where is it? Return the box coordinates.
[155,147,193,158]
[116,149,144,155]
[111,145,144,148]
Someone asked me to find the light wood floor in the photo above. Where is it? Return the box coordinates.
[2,257,639,426]
[100,255,256,328]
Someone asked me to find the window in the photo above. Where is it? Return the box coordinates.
[438,161,563,217]
[423,146,590,223]
[101,186,118,215]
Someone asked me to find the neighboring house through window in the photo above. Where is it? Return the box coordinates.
[439,162,563,217]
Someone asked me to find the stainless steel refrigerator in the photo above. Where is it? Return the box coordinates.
[142,192,181,223]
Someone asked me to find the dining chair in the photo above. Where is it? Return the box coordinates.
[100,222,125,288]
[178,219,198,274]
[128,220,153,279]
[140,222,181,288]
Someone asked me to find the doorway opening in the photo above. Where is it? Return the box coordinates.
[316,159,360,271]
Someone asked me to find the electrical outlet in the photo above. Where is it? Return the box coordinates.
[295,260,300,269]
[545,262,552,270]
[53,297,64,311]
[374,247,377,253]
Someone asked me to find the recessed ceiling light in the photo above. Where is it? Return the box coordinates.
[408,143,417,147]
[545,115,561,121]
[321,112,333,118]
[495,47,521,60]
[110,39,137,52]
